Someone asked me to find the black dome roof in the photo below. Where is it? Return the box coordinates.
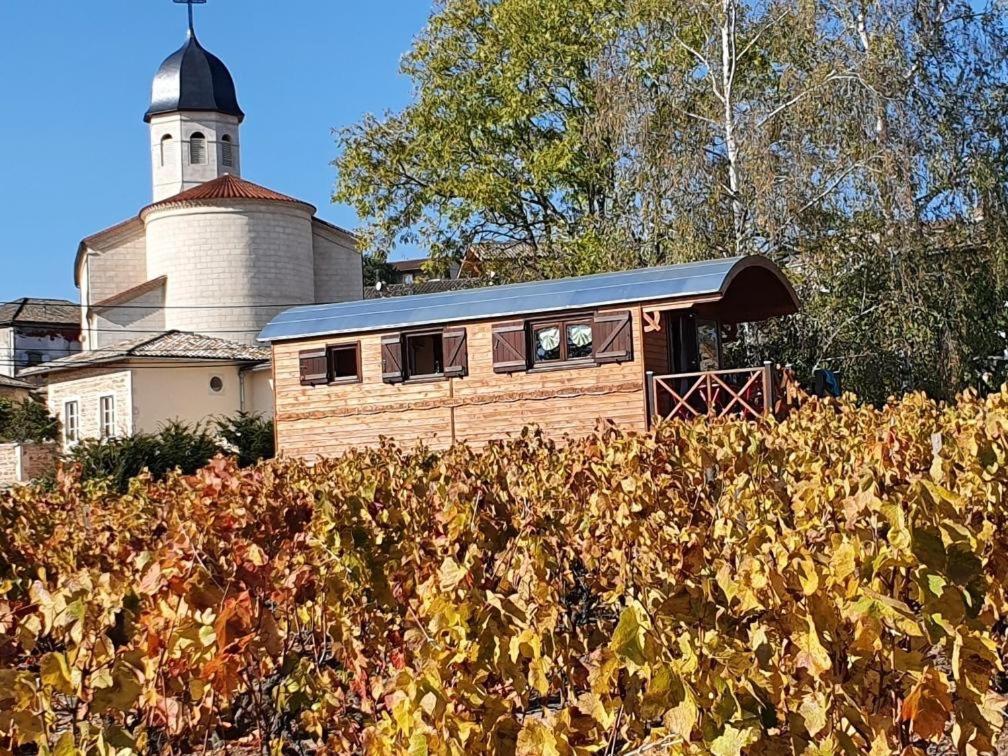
[145,34,243,123]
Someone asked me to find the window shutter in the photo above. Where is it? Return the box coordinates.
[299,349,327,386]
[593,310,633,364]
[492,321,527,373]
[442,328,468,378]
[381,334,404,383]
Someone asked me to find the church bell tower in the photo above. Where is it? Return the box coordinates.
[146,0,244,201]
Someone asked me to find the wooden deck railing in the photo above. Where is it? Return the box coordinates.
[647,363,781,423]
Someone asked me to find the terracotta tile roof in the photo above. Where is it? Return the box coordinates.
[21,330,269,377]
[0,298,80,327]
[142,174,315,215]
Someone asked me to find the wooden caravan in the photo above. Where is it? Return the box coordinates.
[259,255,799,459]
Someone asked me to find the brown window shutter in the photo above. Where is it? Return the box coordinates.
[492,321,528,373]
[442,327,468,378]
[593,310,633,364]
[299,348,328,386]
[381,334,404,383]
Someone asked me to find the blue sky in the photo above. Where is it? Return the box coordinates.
[0,1,433,302]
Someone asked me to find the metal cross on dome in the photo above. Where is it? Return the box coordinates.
[174,0,207,36]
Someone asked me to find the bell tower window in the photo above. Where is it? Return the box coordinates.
[189,132,207,165]
[159,134,173,167]
[221,134,234,168]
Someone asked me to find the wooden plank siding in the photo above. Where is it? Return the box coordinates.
[272,306,648,459]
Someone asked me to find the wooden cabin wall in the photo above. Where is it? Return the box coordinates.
[272,305,648,460]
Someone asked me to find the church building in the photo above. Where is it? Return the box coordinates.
[24,8,363,448]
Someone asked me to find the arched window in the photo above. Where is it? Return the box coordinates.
[189,132,206,165]
[159,134,173,167]
[221,134,234,168]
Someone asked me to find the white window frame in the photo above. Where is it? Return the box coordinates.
[99,394,116,439]
[64,400,80,444]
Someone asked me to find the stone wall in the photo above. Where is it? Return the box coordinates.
[0,442,58,488]
[144,201,317,345]
[46,369,133,450]
[312,223,363,304]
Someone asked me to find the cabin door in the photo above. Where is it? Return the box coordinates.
[668,313,721,374]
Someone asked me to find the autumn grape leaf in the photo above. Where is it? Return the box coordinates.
[610,602,649,667]
[900,667,953,740]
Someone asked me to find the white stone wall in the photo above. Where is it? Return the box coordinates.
[93,284,166,350]
[143,201,317,345]
[79,226,149,347]
[130,363,246,433]
[0,327,13,378]
[312,223,363,304]
[10,326,82,373]
[149,111,242,201]
[46,369,133,450]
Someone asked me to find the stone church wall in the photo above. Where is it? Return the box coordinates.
[312,224,363,304]
[144,201,316,345]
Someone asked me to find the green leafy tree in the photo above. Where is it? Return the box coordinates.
[0,398,59,443]
[337,0,1008,401]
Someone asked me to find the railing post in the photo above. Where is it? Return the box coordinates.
[762,361,773,416]
[645,370,655,429]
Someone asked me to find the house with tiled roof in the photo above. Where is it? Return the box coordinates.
[0,298,82,378]
[30,10,363,448]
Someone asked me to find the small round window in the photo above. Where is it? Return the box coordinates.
[209,376,224,393]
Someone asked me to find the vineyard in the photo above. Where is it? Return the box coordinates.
[1,392,1007,754]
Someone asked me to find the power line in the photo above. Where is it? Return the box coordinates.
[0,298,364,311]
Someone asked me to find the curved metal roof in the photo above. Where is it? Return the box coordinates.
[145,34,243,123]
[258,255,799,343]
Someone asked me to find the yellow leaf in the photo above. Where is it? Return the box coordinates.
[710,724,757,756]
[610,602,649,668]
[40,652,74,695]
[799,692,829,736]
[794,617,832,678]
[438,557,467,591]
[53,731,77,756]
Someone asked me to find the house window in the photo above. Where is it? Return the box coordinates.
[209,376,224,393]
[99,395,115,439]
[64,401,79,444]
[492,310,632,373]
[160,134,173,166]
[327,343,361,383]
[221,134,234,167]
[405,332,444,379]
[190,132,207,165]
[381,329,467,384]
[532,317,594,366]
[25,351,43,367]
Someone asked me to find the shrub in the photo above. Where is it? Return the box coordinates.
[215,412,275,467]
[68,421,221,493]
[0,397,59,443]
[0,393,1006,753]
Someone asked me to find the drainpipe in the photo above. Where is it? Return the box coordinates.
[238,364,249,413]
